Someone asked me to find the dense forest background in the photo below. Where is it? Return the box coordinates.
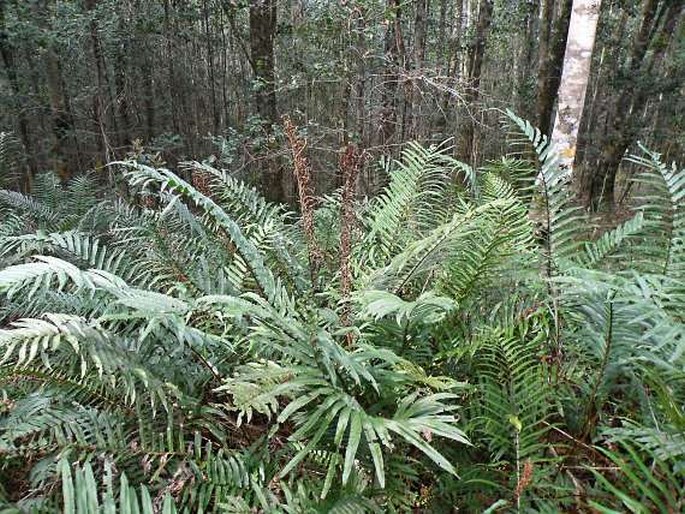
[1,0,683,207]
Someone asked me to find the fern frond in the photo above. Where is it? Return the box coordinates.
[504,110,587,273]
[359,142,455,268]
[628,146,685,281]
[182,161,309,293]
[58,458,179,514]
[119,162,286,306]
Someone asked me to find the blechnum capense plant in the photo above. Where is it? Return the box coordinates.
[0,111,683,513]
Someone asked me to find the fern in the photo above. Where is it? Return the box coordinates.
[1,120,683,512]
[504,109,587,274]
[119,161,285,305]
[628,145,685,281]
[359,142,456,269]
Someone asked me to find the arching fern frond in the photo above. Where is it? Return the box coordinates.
[504,109,587,274]
[181,161,309,293]
[359,142,456,269]
[628,145,685,281]
[118,161,287,307]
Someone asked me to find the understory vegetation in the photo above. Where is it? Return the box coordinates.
[1,112,684,512]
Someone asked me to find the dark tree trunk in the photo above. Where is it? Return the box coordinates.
[515,0,539,117]
[355,10,367,150]
[163,0,180,136]
[402,0,427,140]
[249,0,278,125]
[434,0,463,135]
[535,0,572,136]
[379,0,405,149]
[461,0,494,163]
[45,47,80,177]
[248,0,282,203]
[143,61,155,142]
[85,0,111,162]
[203,0,219,133]
[584,0,683,211]
[115,38,131,148]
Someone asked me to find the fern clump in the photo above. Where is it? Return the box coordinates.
[1,114,684,512]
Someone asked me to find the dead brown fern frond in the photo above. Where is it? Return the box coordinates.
[283,115,321,286]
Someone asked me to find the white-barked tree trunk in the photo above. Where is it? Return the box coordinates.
[550,0,602,176]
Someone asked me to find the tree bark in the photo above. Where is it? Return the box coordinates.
[114,36,131,148]
[460,0,494,163]
[248,0,282,203]
[402,0,428,141]
[85,0,111,162]
[249,0,278,125]
[45,45,80,176]
[535,0,573,136]
[0,0,37,186]
[379,0,405,149]
[550,0,601,178]
[203,0,220,134]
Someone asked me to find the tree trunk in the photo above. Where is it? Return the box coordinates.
[515,0,539,117]
[45,45,80,177]
[249,0,278,125]
[85,0,110,163]
[550,0,601,178]
[586,0,683,211]
[379,0,405,149]
[435,0,463,135]
[248,0,282,202]
[402,0,428,140]
[143,57,155,141]
[203,0,219,134]
[535,0,573,136]
[460,0,493,163]
[115,37,131,148]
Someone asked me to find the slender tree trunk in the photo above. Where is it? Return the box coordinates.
[163,0,180,137]
[515,0,539,117]
[249,0,278,125]
[379,0,405,149]
[460,0,493,163]
[550,0,601,178]
[538,0,556,74]
[535,0,572,136]
[355,10,367,150]
[143,58,155,142]
[45,47,80,177]
[438,0,448,67]
[203,0,219,134]
[115,38,131,147]
[402,0,427,141]
[85,0,110,162]
[435,0,463,135]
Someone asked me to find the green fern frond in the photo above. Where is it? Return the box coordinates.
[182,161,309,293]
[576,212,645,268]
[628,146,685,281]
[57,458,178,514]
[588,440,683,514]
[119,162,286,306]
[0,189,60,227]
[469,330,551,463]
[359,142,456,269]
[504,109,587,273]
